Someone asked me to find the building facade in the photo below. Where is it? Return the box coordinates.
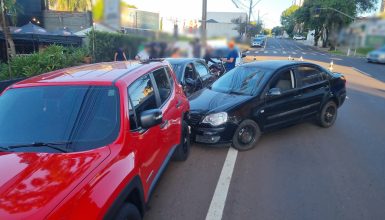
[206,12,247,38]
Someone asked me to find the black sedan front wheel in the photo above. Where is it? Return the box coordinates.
[232,119,261,151]
[318,101,338,128]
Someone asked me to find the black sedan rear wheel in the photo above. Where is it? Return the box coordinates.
[232,119,261,151]
[318,101,338,128]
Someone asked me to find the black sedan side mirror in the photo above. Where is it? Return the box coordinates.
[140,109,163,129]
[241,53,247,58]
[267,88,282,96]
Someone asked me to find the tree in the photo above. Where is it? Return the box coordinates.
[295,0,378,49]
[280,5,300,37]
[0,0,17,60]
[231,17,247,37]
[92,0,137,22]
[271,26,284,36]
[48,0,91,11]
[248,22,263,37]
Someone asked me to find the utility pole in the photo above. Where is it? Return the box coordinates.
[248,0,252,31]
[201,0,207,47]
[231,0,263,38]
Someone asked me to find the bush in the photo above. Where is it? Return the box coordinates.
[0,45,88,80]
[87,30,147,62]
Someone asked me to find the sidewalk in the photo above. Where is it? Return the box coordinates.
[297,40,366,58]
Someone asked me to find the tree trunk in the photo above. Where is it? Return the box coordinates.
[1,0,16,58]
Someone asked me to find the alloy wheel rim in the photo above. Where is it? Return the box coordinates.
[238,126,255,145]
[324,106,336,123]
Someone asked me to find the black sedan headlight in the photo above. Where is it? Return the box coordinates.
[202,112,228,126]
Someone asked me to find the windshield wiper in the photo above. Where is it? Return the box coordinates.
[5,142,73,153]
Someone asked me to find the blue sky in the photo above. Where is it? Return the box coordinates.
[125,0,383,29]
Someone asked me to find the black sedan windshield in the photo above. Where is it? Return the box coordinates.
[0,86,120,152]
[211,66,268,96]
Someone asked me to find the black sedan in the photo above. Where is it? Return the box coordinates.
[167,58,216,96]
[188,60,347,151]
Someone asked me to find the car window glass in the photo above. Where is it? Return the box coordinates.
[170,64,183,83]
[165,66,175,89]
[153,68,172,105]
[0,86,120,152]
[271,70,295,92]
[184,64,197,80]
[296,66,324,87]
[194,62,209,77]
[211,66,267,96]
[128,74,157,130]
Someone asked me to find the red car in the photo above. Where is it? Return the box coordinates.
[0,60,190,219]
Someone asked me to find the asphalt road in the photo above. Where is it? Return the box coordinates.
[247,38,385,82]
[144,38,385,220]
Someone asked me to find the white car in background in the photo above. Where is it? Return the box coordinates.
[293,35,306,40]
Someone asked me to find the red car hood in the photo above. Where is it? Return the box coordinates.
[0,149,110,219]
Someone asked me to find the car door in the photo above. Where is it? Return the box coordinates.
[193,61,215,87]
[151,67,180,163]
[183,63,201,96]
[127,73,162,190]
[262,67,304,130]
[294,65,331,119]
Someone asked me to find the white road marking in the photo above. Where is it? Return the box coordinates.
[352,67,372,77]
[273,51,277,54]
[206,147,238,220]
[301,52,307,55]
[292,52,297,54]
[283,51,287,54]
[264,51,268,54]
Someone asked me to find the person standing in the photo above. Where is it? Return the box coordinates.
[114,48,127,61]
[192,38,201,58]
[221,41,238,72]
[135,44,150,61]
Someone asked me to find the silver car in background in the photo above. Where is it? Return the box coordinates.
[367,46,385,64]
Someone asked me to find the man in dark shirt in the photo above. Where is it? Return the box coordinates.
[114,48,127,61]
[221,41,238,71]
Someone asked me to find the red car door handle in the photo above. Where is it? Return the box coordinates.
[160,120,169,129]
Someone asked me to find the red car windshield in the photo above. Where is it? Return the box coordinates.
[0,86,120,153]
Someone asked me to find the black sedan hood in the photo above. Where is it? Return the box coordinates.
[189,88,252,114]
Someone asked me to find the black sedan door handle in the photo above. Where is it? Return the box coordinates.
[160,120,169,129]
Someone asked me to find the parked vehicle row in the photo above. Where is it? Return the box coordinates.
[0,55,346,219]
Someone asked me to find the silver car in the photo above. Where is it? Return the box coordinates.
[367,46,385,64]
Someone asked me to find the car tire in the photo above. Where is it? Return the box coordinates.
[232,119,261,151]
[318,101,338,128]
[172,120,190,161]
[116,203,141,220]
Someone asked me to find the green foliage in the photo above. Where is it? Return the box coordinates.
[0,45,88,80]
[231,17,247,37]
[87,31,146,62]
[248,23,263,37]
[92,0,137,22]
[294,0,378,48]
[281,5,300,37]
[272,26,284,36]
[49,0,90,11]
